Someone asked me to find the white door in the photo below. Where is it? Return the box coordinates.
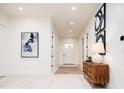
[62,43,74,65]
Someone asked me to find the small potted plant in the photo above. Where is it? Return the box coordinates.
[86,56,92,62]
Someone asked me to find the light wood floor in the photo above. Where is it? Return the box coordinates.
[55,66,82,74]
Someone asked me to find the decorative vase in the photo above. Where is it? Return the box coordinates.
[92,53,102,63]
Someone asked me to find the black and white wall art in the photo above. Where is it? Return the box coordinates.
[21,32,39,58]
[95,3,106,34]
[95,3,106,55]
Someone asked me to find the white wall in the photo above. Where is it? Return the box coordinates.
[80,3,124,88]
[104,4,124,88]
[0,12,8,75]
[5,16,52,75]
[78,38,83,68]
[51,21,60,73]
[59,38,80,66]
[0,12,8,26]
[78,16,96,64]
[78,4,100,63]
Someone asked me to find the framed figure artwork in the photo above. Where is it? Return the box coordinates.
[21,32,39,58]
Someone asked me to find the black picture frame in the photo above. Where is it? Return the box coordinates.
[95,3,106,34]
[96,30,106,55]
[95,3,106,55]
[21,32,39,58]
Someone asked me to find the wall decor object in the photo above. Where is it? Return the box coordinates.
[95,3,106,34]
[96,30,106,48]
[21,32,39,58]
[95,3,106,55]
[120,35,124,41]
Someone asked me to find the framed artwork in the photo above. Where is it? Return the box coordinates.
[21,32,39,58]
[96,30,106,54]
[95,3,106,34]
[96,30,105,43]
[95,3,106,55]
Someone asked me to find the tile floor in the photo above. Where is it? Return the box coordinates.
[0,74,91,89]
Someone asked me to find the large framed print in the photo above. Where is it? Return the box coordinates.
[96,30,106,55]
[21,32,39,58]
[95,3,106,34]
[95,3,106,55]
[96,30,105,45]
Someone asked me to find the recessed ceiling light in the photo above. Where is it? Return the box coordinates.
[18,7,23,11]
[69,30,72,32]
[70,22,74,25]
[72,6,76,11]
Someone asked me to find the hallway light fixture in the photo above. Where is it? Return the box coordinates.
[72,6,76,11]
[18,7,23,11]
[70,22,74,25]
[69,30,72,32]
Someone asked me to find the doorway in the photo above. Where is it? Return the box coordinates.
[54,38,81,74]
[59,38,80,66]
[62,43,74,65]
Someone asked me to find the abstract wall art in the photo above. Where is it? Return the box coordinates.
[95,3,106,34]
[21,32,39,58]
[95,3,106,55]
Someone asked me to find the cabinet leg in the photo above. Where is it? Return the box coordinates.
[91,82,94,87]
[101,83,106,87]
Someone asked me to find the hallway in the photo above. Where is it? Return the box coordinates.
[0,3,124,89]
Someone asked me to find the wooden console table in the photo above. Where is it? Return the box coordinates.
[83,62,109,86]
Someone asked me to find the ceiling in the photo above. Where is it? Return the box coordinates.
[0,3,99,38]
